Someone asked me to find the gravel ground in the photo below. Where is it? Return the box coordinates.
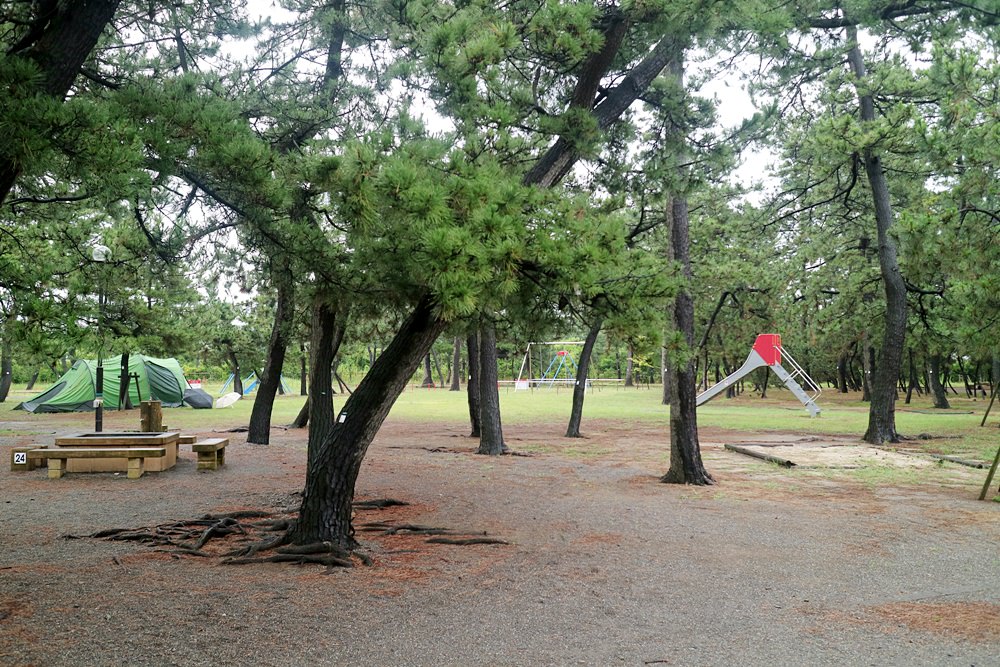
[2,415,999,667]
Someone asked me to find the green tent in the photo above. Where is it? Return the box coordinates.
[16,354,191,413]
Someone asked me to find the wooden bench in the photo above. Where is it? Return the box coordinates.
[178,435,198,445]
[192,438,228,471]
[29,447,166,479]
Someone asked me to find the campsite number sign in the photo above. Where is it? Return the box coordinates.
[13,452,27,465]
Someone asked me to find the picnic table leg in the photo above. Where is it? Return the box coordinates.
[47,458,67,479]
[127,457,145,480]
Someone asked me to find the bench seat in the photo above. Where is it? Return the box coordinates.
[29,447,166,479]
[191,438,229,471]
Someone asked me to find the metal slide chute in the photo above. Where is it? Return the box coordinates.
[696,334,821,417]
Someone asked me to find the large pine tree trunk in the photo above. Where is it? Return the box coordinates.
[290,299,348,429]
[248,268,296,445]
[305,299,345,452]
[1,0,123,205]
[477,322,505,455]
[661,342,672,405]
[658,51,712,485]
[847,31,907,444]
[466,333,481,437]
[928,354,951,409]
[449,336,462,391]
[0,335,12,403]
[291,296,447,547]
[566,318,603,438]
[662,194,713,485]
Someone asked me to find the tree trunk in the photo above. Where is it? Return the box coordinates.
[226,345,244,395]
[466,333,481,437]
[860,334,872,402]
[928,354,951,409]
[306,299,345,452]
[477,321,505,455]
[662,191,713,485]
[661,342,672,405]
[431,350,445,387]
[118,351,132,409]
[0,334,12,403]
[420,354,434,387]
[291,295,447,548]
[24,368,40,391]
[248,267,296,445]
[624,341,635,387]
[566,318,603,438]
[905,348,918,404]
[449,336,462,391]
[848,30,907,444]
[837,351,849,393]
[290,298,347,429]
[290,396,311,429]
[299,343,308,396]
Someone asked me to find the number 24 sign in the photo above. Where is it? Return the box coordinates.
[13,452,27,465]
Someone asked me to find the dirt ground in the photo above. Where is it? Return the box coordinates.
[2,414,999,666]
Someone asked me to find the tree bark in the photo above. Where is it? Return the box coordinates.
[905,348,918,404]
[306,298,346,451]
[837,351,850,393]
[1,0,123,205]
[662,194,713,486]
[420,354,434,387]
[566,318,603,437]
[847,29,907,444]
[291,295,447,547]
[477,321,505,455]
[299,343,308,396]
[290,298,348,429]
[449,336,462,391]
[928,354,951,409]
[24,368,40,391]
[248,266,296,445]
[658,50,713,485]
[225,344,244,396]
[431,350,445,387]
[861,333,872,402]
[624,341,635,387]
[117,351,132,409]
[661,343,672,405]
[466,333,481,437]
[0,334,12,403]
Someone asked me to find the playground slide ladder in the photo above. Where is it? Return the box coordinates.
[695,334,821,417]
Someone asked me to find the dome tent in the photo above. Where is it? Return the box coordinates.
[15,354,207,413]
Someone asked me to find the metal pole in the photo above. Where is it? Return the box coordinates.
[95,286,104,432]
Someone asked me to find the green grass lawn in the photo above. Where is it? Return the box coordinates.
[3,383,998,461]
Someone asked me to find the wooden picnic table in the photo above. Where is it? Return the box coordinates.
[51,431,180,473]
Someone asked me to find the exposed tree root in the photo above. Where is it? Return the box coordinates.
[359,522,452,536]
[74,498,509,567]
[426,537,509,546]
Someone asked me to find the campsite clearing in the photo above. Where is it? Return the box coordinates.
[1,390,999,666]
